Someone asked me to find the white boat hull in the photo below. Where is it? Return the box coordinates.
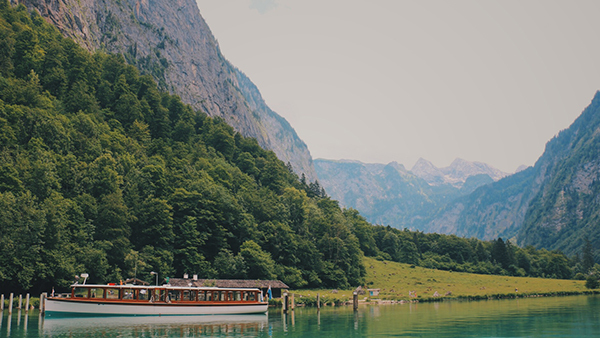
[45,298,268,316]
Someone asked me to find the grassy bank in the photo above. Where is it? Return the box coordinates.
[292,257,595,305]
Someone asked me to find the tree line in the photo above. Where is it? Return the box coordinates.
[0,2,584,294]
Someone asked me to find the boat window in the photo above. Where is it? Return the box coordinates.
[168,290,181,302]
[159,289,166,302]
[123,288,136,300]
[106,288,119,299]
[249,292,256,301]
[220,291,226,301]
[198,291,206,301]
[183,290,194,301]
[138,289,149,301]
[234,291,241,301]
[90,288,102,299]
[243,292,249,301]
[74,287,88,298]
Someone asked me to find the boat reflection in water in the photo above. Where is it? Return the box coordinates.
[41,314,269,337]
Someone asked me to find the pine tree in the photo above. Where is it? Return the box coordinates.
[582,238,595,273]
[491,238,510,269]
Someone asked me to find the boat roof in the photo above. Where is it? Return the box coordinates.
[169,278,289,289]
[70,284,261,292]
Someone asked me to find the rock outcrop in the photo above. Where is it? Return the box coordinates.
[13,0,316,180]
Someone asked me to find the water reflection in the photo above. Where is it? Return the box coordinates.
[0,311,267,337]
[1,296,600,337]
[42,314,268,337]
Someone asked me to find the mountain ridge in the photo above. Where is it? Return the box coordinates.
[315,157,505,229]
[411,157,509,188]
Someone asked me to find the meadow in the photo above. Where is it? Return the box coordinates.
[292,257,593,305]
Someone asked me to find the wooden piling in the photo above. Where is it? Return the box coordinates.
[317,293,320,309]
[353,291,358,311]
[291,307,295,326]
[1,294,4,311]
[8,293,13,314]
[291,293,295,311]
[18,294,22,309]
[282,292,289,313]
[39,293,46,314]
[25,294,30,313]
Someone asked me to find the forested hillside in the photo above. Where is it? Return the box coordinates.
[0,2,363,293]
[14,0,318,181]
[0,3,579,294]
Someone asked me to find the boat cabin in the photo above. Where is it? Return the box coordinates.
[68,284,262,303]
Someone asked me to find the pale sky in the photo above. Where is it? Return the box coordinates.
[194,0,600,173]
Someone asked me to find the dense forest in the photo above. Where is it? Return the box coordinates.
[0,2,583,294]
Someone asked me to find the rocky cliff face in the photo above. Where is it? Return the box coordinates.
[425,92,600,259]
[13,0,317,181]
[517,91,600,257]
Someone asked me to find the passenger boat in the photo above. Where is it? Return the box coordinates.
[44,282,269,316]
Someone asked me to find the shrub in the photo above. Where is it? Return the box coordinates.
[585,276,599,289]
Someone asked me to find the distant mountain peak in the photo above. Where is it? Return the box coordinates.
[412,158,437,170]
[411,158,508,188]
[385,161,408,172]
[411,158,445,186]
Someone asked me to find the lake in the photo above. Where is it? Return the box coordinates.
[1,295,599,337]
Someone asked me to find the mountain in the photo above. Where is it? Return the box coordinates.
[411,158,509,188]
[314,158,502,229]
[424,167,538,240]
[13,0,317,181]
[425,91,600,259]
[517,92,600,256]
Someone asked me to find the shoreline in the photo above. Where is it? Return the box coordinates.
[284,289,600,308]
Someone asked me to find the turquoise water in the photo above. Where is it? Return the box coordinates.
[1,295,600,337]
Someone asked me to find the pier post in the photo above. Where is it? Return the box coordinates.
[25,294,30,313]
[18,294,22,309]
[282,292,289,313]
[353,291,358,311]
[291,293,295,311]
[39,293,46,314]
[1,294,4,311]
[317,293,320,309]
[8,293,13,314]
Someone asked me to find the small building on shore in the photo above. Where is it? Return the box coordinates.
[169,277,289,298]
[368,288,380,297]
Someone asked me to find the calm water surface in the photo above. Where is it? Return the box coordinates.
[1,295,599,337]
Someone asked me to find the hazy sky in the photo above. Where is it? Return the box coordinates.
[194,0,600,173]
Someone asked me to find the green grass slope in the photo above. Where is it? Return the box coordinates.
[294,257,590,304]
